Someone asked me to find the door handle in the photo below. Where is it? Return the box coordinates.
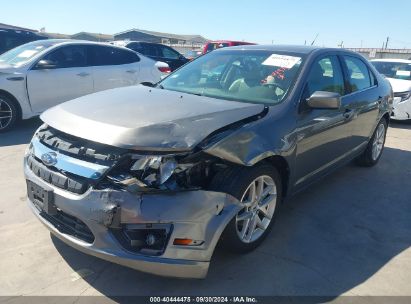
[126,70,137,74]
[76,72,90,77]
[343,109,354,119]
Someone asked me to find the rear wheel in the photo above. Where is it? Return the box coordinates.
[356,119,387,166]
[210,164,282,253]
[0,94,19,132]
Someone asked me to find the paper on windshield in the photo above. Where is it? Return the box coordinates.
[262,54,301,69]
[396,70,411,77]
[17,50,38,58]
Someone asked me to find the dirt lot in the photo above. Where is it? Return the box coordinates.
[0,118,410,300]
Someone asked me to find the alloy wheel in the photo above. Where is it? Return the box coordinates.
[236,175,277,243]
[372,123,386,161]
[0,98,13,130]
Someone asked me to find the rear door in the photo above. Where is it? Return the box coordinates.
[294,54,356,188]
[27,44,93,113]
[88,45,141,92]
[340,55,380,147]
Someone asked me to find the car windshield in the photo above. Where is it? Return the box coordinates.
[0,40,57,67]
[372,61,411,81]
[159,50,304,105]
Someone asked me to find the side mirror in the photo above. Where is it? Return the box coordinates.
[307,91,341,109]
[35,59,57,70]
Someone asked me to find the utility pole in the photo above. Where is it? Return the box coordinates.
[385,36,389,49]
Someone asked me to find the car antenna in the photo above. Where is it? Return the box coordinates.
[311,33,319,46]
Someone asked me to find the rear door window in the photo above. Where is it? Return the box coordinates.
[88,45,140,66]
[127,42,144,54]
[141,43,159,57]
[343,56,372,92]
[158,45,180,59]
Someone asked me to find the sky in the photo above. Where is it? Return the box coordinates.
[2,0,411,48]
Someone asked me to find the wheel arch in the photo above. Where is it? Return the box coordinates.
[257,155,290,199]
[382,112,390,126]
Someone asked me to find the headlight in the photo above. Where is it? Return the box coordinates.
[394,91,411,102]
[130,155,180,187]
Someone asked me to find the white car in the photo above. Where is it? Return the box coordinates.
[371,59,411,120]
[0,39,169,131]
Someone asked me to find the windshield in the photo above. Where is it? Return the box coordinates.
[372,61,411,81]
[159,50,304,105]
[0,40,57,67]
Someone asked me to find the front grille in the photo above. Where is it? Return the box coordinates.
[40,209,95,243]
[27,155,89,194]
[37,125,125,164]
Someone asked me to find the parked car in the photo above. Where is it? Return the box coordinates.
[202,40,256,54]
[112,41,188,71]
[25,45,392,278]
[0,28,47,55]
[184,50,202,61]
[371,59,411,120]
[0,39,169,131]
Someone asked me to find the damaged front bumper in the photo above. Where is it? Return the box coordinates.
[24,162,241,278]
[392,96,411,120]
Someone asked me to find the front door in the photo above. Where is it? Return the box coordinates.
[27,44,93,113]
[294,55,356,189]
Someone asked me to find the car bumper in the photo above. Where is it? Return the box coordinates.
[25,162,241,279]
[392,97,411,120]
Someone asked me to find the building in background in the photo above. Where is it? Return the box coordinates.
[114,29,208,53]
[346,48,411,60]
[114,28,207,44]
[71,32,113,42]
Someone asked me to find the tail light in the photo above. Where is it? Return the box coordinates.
[158,66,171,73]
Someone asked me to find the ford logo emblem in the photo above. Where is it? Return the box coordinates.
[41,152,58,167]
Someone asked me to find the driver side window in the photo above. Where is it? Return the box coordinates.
[41,45,87,69]
[304,56,345,99]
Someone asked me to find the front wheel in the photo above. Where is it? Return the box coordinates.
[356,119,387,166]
[210,164,282,253]
[0,95,19,132]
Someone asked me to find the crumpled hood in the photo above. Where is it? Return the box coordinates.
[386,77,411,93]
[41,85,265,151]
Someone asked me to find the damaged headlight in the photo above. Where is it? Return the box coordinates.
[130,155,179,186]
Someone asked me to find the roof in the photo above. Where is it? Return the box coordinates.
[114,28,208,43]
[40,32,71,39]
[218,44,326,54]
[0,22,37,32]
[208,40,255,44]
[71,32,114,40]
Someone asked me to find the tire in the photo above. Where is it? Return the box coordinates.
[210,163,282,253]
[356,118,388,167]
[0,94,19,132]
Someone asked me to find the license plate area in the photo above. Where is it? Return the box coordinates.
[27,180,57,215]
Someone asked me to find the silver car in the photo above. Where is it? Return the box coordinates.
[0,39,168,131]
[371,59,411,120]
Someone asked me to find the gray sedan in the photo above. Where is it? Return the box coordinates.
[24,45,392,278]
